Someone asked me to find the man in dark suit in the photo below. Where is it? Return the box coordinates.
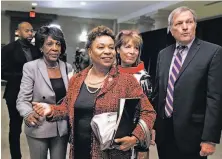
[1,22,41,159]
[153,6,222,159]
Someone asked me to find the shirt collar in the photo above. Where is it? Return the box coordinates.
[176,37,195,50]
[174,37,195,56]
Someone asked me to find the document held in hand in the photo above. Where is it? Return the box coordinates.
[111,98,140,145]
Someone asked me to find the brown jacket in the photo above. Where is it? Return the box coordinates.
[49,66,156,159]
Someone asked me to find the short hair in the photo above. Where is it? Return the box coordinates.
[17,21,32,30]
[168,6,197,33]
[115,30,143,66]
[35,26,66,55]
[85,25,115,49]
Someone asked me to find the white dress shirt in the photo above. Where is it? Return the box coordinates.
[168,38,195,77]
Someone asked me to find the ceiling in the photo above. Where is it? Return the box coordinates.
[1,1,222,24]
[1,1,160,20]
[163,1,222,21]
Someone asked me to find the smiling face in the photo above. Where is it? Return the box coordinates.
[170,10,196,45]
[88,35,115,69]
[117,39,139,67]
[41,36,61,62]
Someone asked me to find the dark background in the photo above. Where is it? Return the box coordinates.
[140,16,222,85]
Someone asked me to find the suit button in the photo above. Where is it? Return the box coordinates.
[42,96,45,99]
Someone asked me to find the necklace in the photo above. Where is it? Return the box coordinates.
[85,67,108,93]
[85,84,101,94]
[47,63,59,69]
[47,65,59,69]
[87,68,109,85]
[44,58,59,69]
[88,79,106,85]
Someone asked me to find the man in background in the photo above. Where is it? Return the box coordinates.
[1,22,41,159]
[153,6,222,159]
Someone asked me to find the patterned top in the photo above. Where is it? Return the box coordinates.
[118,62,152,100]
[48,65,156,159]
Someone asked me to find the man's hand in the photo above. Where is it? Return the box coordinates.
[114,136,137,151]
[24,112,42,127]
[150,129,156,145]
[200,142,216,156]
[32,102,52,117]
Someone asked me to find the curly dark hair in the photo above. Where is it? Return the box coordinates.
[35,26,66,55]
[85,25,115,49]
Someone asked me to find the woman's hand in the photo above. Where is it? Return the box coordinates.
[32,102,52,117]
[24,112,42,127]
[114,136,137,151]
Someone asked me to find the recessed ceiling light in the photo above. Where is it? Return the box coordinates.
[80,2,86,6]
[32,3,38,7]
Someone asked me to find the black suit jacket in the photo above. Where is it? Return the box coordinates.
[1,40,41,101]
[153,38,222,154]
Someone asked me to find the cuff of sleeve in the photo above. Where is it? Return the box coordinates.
[24,111,34,119]
[132,124,145,141]
[202,141,216,146]
[46,105,54,118]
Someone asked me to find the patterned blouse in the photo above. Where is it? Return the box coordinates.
[48,65,156,159]
[118,62,152,100]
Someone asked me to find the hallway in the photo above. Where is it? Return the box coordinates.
[1,86,222,159]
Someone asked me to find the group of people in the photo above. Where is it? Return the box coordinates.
[1,6,222,159]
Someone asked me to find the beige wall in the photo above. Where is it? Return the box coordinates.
[0,11,138,65]
[52,16,114,64]
[1,11,10,45]
[0,12,115,65]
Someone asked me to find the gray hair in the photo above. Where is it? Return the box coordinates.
[167,6,197,33]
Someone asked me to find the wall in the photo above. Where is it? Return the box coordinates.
[52,16,114,64]
[1,11,10,45]
[1,11,165,64]
[117,23,137,32]
[0,11,115,65]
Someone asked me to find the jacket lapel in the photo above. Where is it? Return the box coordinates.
[175,38,201,83]
[59,60,68,90]
[163,44,176,90]
[37,58,53,90]
[14,40,28,63]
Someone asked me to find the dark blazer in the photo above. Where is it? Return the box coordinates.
[48,66,156,159]
[153,38,222,154]
[1,40,41,101]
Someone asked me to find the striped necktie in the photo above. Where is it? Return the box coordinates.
[165,45,187,117]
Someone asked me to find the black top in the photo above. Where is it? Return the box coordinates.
[1,40,41,101]
[74,83,100,159]
[50,78,66,104]
[18,39,33,61]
